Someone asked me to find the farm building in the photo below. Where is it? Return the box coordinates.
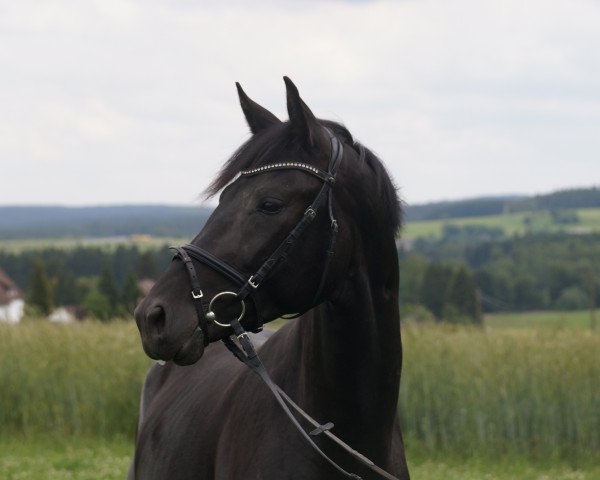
[138,278,155,297]
[0,267,25,324]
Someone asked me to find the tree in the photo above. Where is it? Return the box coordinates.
[554,286,588,311]
[98,260,118,314]
[399,254,429,307]
[420,263,453,320]
[83,290,112,321]
[28,257,54,315]
[137,251,158,279]
[445,265,482,324]
[121,270,141,315]
[53,264,79,306]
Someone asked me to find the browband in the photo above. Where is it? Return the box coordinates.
[240,162,334,183]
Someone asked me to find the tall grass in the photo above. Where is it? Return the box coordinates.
[0,320,598,461]
[485,310,594,331]
[399,323,600,459]
[0,320,150,439]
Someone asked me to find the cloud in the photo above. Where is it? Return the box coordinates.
[1,0,599,205]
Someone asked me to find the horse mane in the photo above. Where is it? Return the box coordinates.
[205,121,402,234]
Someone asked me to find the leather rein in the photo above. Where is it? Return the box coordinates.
[170,129,399,480]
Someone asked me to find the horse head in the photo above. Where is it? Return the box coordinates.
[134,77,399,366]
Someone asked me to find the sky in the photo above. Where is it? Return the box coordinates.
[1,0,599,208]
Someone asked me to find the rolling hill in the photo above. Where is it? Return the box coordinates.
[1,187,599,242]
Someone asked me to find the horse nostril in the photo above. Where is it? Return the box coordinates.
[147,305,166,334]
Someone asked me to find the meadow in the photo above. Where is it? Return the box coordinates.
[402,207,600,239]
[485,309,596,331]
[0,317,598,479]
[0,236,188,254]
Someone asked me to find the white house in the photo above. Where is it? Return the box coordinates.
[0,267,25,324]
[48,307,76,323]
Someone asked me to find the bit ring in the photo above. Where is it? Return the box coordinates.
[207,291,246,327]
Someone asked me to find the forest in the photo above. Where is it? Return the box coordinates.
[0,245,173,319]
[400,229,599,317]
[1,229,598,323]
[2,187,599,323]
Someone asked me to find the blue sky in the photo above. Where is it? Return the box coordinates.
[1,0,599,207]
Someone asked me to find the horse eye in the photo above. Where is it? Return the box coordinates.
[257,197,283,215]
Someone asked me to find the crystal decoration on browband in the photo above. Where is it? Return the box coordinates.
[240,162,322,176]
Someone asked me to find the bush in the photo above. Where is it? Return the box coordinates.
[401,304,435,323]
[83,291,112,321]
[554,286,588,310]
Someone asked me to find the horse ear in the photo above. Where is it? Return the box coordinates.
[284,76,326,149]
[236,82,281,134]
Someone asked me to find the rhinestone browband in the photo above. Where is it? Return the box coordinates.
[239,162,331,182]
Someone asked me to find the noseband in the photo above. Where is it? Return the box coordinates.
[171,127,343,345]
[169,130,399,480]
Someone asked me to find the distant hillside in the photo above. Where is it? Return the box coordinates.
[405,187,600,222]
[404,196,522,222]
[506,187,600,212]
[1,187,599,240]
[0,205,212,240]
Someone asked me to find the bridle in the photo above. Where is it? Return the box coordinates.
[169,129,399,480]
[171,127,343,345]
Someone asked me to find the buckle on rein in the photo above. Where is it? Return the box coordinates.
[248,275,260,289]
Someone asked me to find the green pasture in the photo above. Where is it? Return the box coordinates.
[485,309,597,331]
[0,236,188,254]
[402,207,600,239]
[0,318,598,478]
[1,437,598,480]
[0,436,132,480]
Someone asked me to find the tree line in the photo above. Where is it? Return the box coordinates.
[0,206,211,239]
[401,229,600,315]
[399,259,482,324]
[405,187,600,222]
[0,246,172,320]
[3,228,598,323]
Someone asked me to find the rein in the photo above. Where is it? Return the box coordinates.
[170,130,400,480]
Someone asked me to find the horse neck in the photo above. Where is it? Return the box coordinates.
[282,233,402,462]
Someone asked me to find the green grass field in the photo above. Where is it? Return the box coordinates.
[485,309,597,331]
[0,317,598,479]
[0,436,133,480]
[0,236,188,253]
[1,436,598,480]
[402,207,600,239]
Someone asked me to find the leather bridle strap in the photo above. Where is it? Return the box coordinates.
[172,128,343,334]
[236,128,343,303]
[182,244,248,286]
[170,246,210,346]
[223,318,400,480]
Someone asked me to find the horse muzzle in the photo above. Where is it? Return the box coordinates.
[134,301,205,366]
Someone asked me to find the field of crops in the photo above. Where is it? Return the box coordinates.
[0,236,188,254]
[1,318,598,478]
[402,207,600,239]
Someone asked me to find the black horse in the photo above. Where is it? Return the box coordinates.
[131,77,410,480]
